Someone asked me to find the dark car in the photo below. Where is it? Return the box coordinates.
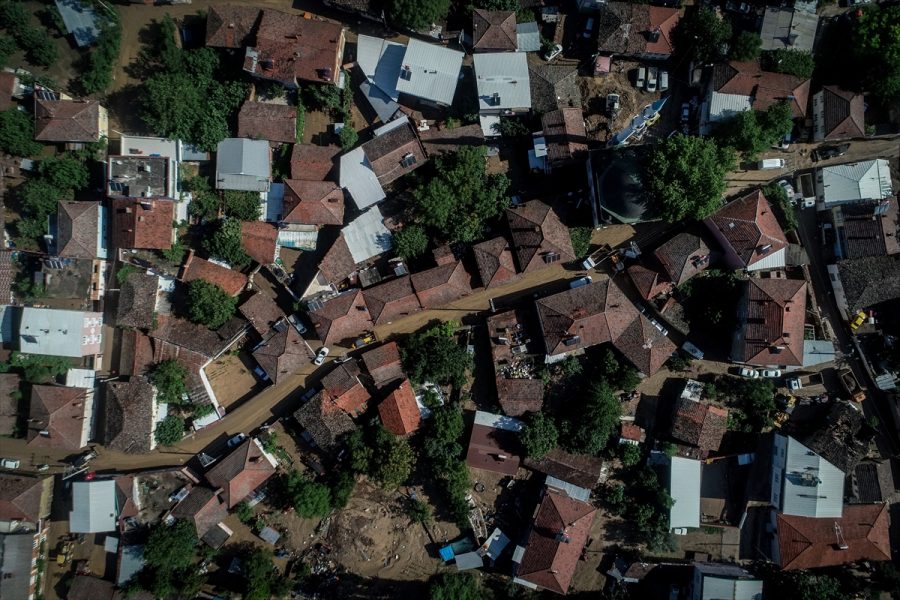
[813,143,850,162]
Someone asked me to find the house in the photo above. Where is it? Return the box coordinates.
[472,9,517,52]
[474,52,531,136]
[378,379,421,436]
[775,503,890,570]
[759,6,819,53]
[799,401,870,475]
[360,342,405,389]
[322,361,370,417]
[529,64,580,114]
[294,390,356,449]
[315,206,393,285]
[812,86,865,141]
[670,398,728,458]
[507,200,575,273]
[290,144,340,181]
[833,256,900,312]
[356,35,406,123]
[18,307,103,358]
[56,201,107,260]
[103,378,158,454]
[465,411,523,476]
[252,326,313,385]
[541,108,587,168]
[704,189,789,271]
[816,159,892,208]
[244,10,345,87]
[770,434,844,518]
[473,236,518,288]
[363,275,422,325]
[170,487,231,547]
[237,102,298,145]
[733,278,807,367]
[595,3,681,60]
[830,198,899,260]
[239,292,284,336]
[654,232,711,287]
[34,98,108,143]
[619,422,645,445]
[669,456,701,530]
[205,438,277,508]
[205,5,262,49]
[523,448,605,490]
[107,154,170,199]
[26,385,93,451]
[395,39,464,107]
[216,138,271,192]
[309,289,373,346]
[418,122,486,157]
[0,71,19,111]
[321,0,382,23]
[241,221,279,265]
[411,261,472,308]
[67,576,119,600]
[0,473,53,529]
[181,251,248,296]
[109,197,175,251]
[340,117,427,210]
[690,563,763,600]
[497,378,544,417]
[0,528,48,600]
[513,487,597,594]
[70,480,118,533]
[282,179,345,226]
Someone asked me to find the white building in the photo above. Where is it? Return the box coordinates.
[69,480,117,533]
[474,52,531,136]
[670,456,701,531]
[770,434,843,518]
[816,159,893,209]
[18,307,103,358]
[395,39,464,106]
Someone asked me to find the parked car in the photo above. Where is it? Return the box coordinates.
[776,179,799,203]
[606,93,620,115]
[649,318,669,336]
[658,70,669,91]
[287,313,307,335]
[645,67,658,92]
[252,365,270,382]
[681,341,704,360]
[813,143,850,162]
[739,367,760,378]
[570,276,593,289]
[543,43,563,61]
[314,347,330,365]
[635,67,646,89]
[583,17,595,38]
[1,458,20,469]
[850,310,866,330]
[169,486,190,504]
[760,369,782,378]
[72,448,98,469]
[680,103,690,123]
[226,433,247,449]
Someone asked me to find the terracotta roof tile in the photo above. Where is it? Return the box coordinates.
[816,85,865,140]
[711,61,810,118]
[239,292,285,335]
[837,256,900,312]
[34,99,103,142]
[103,378,156,454]
[839,198,900,259]
[206,438,277,508]
[627,263,670,300]
[241,221,279,265]
[411,261,472,308]
[0,250,12,305]
[360,341,405,388]
[205,5,262,49]
[777,504,890,570]
[620,422,645,442]
[237,102,297,144]
[542,108,587,165]
[613,312,678,376]
[283,179,345,225]
[466,421,523,476]
[252,326,312,384]
[362,120,427,186]
[110,198,174,250]
[378,379,421,435]
[472,9,517,51]
[529,64,580,114]
[150,314,245,360]
[309,289,373,346]
[597,4,680,58]
[473,236,518,288]
[119,329,155,377]
[318,235,356,283]
[507,200,575,272]
[705,189,788,269]
[68,576,116,600]
[736,278,806,366]
[171,487,228,538]
[496,378,544,417]
[0,473,49,523]
[0,72,16,111]
[290,144,340,180]
[181,251,248,296]
[653,232,711,286]
[27,385,88,451]
[321,362,369,416]
[362,275,422,324]
[116,273,159,330]
[670,399,727,457]
[294,391,356,449]
[57,201,100,259]
[418,122,485,157]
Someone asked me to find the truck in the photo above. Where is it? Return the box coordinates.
[838,368,866,403]
[785,372,823,391]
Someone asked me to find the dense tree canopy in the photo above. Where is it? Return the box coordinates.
[149,360,188,405]
[203,218,251,268]
[186,279,237,330]
[394,224,429,261]
[563,382,621,455]
[762,48,815,79]
[520,411,558,459]
[2,352,71,384]
[223,190,262,221]
[413,146,510,243]
[0,108,43,157]
[712,101,793,158]
[348,425,415,488]
[144,520,197,572]
[37,155,90,191]
[244,549,290,600]
[672,7,731,63]
[154,415,185,446]
[79,20,121,94]
[647,134,735,222]
[389,0,451,31]
[283,470,334,518]
[852,4,900,104]
[428,573,481,600]
[731,31,761,61]
[401,322,472,387]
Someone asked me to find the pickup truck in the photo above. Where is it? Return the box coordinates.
[838,368,866,403]
[786,372,823,391]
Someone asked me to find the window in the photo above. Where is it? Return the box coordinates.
[400,153,417,168]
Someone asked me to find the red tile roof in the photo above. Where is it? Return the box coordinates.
[34,99,103,142]
[321,362,370,417]
[27,385,88,451]
[103,378,156,454]
[507,200,575,272]
[620,422,645,442]
[777,504,890,570]
[245,10,345,86]
[378,379,421,435]
[737,278,807,366]
[596,3,680,58]
[711,61,810,118]
[171,486,228,538]
[290,144,340,180]
[517,488,597,594]
[627,263,670,300]
[206,438,277,508]
[705,189,788,270]
[542,108,587,165]
[411,261,472,308]
[360,341,405,388]
[294,390,356,449]
[241,221,279,265]
[646,6,681,56]
[239,292,285,335]
[473,236,518,288]
[496,378,544,417]
[205,5,262,49]
[816,85,865,140]
[110,198,175,250]
[318,235,356,284]
[252,326,312,384]
[309,289,373,346]
[613,312,678,376]
[57,201,100,259]
[466,421,523,476]
[670,399,728,458]
[362,275,422,325]
[523,449,605,490]
[237,102,297,144]
[363,119,428,185]
[181,251,248,297]
[283,179,345,225]
[0,474,49,523]
[472,9,517,51]
[653,232,711,286]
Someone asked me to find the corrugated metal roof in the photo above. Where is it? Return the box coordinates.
[55,0,101,47]
[65,368,96,389]
[821,159,893,205]
[780,435,843,518]
[19,307,103,357]
[340,147,386,209]
[802,340,836,367]
[473,410,523,432]
[669,456,701,529]
[760,7,818,53]
[216,138,271,192]
[343,206,392,263]
[545,475,591,502]
[70,480,117,533]
[474,52,531,111]
[0,533,35,600]
[277,229,318,250]
[746,246,786,271]
[395,39,463,105]
[707,91,752,123]
[357,35,405,102]
[516,22,541,52]
[702,576,763,600]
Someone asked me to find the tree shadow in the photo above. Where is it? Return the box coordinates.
[106,84,146,134]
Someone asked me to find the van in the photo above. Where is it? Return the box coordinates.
[583,17,595,38]
[645,67,658,92]
[659,70,669,91]
[758,158,785,170]
[635,67,646,89]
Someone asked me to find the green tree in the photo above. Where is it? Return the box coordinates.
[372,429,415,488]
[4,352,71,383]
[80,21,121,94]
[284,471,333,518]
[149,360,188,405]
[37,155,89,191]
[222,190,261,221]
[407,498,433,525]
[603,483,626,513]
[648,133,735,222]
[493,116,529,139]
[144,520,197,572]
[738,378,776,431]
[401,322,472,387]
[852,5,900,104]
[763,48,815,79]
[0,108,43,157]
[569,226,592,260]
[428,572,481,600]
[18,179,62,219]
[520,411,558,459]
[18,27,58,67]
[184,175,220,220]
[620,443,641,467]
[0,35,16,69]
[394,224,429,261]
[565,382,621,455]
[413,146,510,243]
[244,549,289,600]
[730,31,761,61]
[302,82,342,113]
[338,124,358,151]
[203,218,250,268]
[329,471,355,509]
[672,7,731,63]
[154,415,185,446]
[186,279,238,330]
[389,0,451,31]
[0,2,30,29]
[161,239,186,264]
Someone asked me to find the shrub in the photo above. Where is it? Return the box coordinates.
[155,415,185,446]
[186,279,238,330]
[569,226,592,259]
[520,411,559,459]
[394,224,429,261]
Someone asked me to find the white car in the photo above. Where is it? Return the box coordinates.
[650,318,669,336]
[776,179,797,203]
[570,276,593,289]
[739,367,760,378]
[287,313,307,335]
[314,347,330,365]
[760,369,782,378]
[1,458,20,469]
[544,43,563,61]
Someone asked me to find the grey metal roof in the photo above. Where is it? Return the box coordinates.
[779,435,844,518]
[516,22,541,52]
[19,307,103,358]
[759,7,818,53]
[701,575,763,600]
[395,39,463,105]
[704,91,752,132]
[359,81,402,123]
[55,0,101,47]
[820,159,893,205]
[545,475,591,502]
[802,339,836,368]
[474,52,532,111]
[454,551,485,571]
[117,544,145,585]
[216,138,271,192]
[0,305,14,344]
[70,480,117,533]
[340,146,386,209]
[343,206,392,263]
[0,532,35,600]
[669,456,701,529]
[357,35,405,102]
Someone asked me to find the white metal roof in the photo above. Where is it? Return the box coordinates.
[474,52,532,111]
[216,138,271,192]
[343,206,392,263]
[516,22,541,52]
[473,410,523,432]
[707,91,752,123]
[19,307,103,357]
[357,35,405,102]
[820,159,893,205]
[760,7,818,53]
[780,435,844,518]
[702,576,763,600]
[97,205,109,259]
[70,480,117,533]
[545,475,591,502]
[340,147,386,210]
[669,456,701,529]
[395,39,463,105]
[65,368,96,389]
[747,247,786,271]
